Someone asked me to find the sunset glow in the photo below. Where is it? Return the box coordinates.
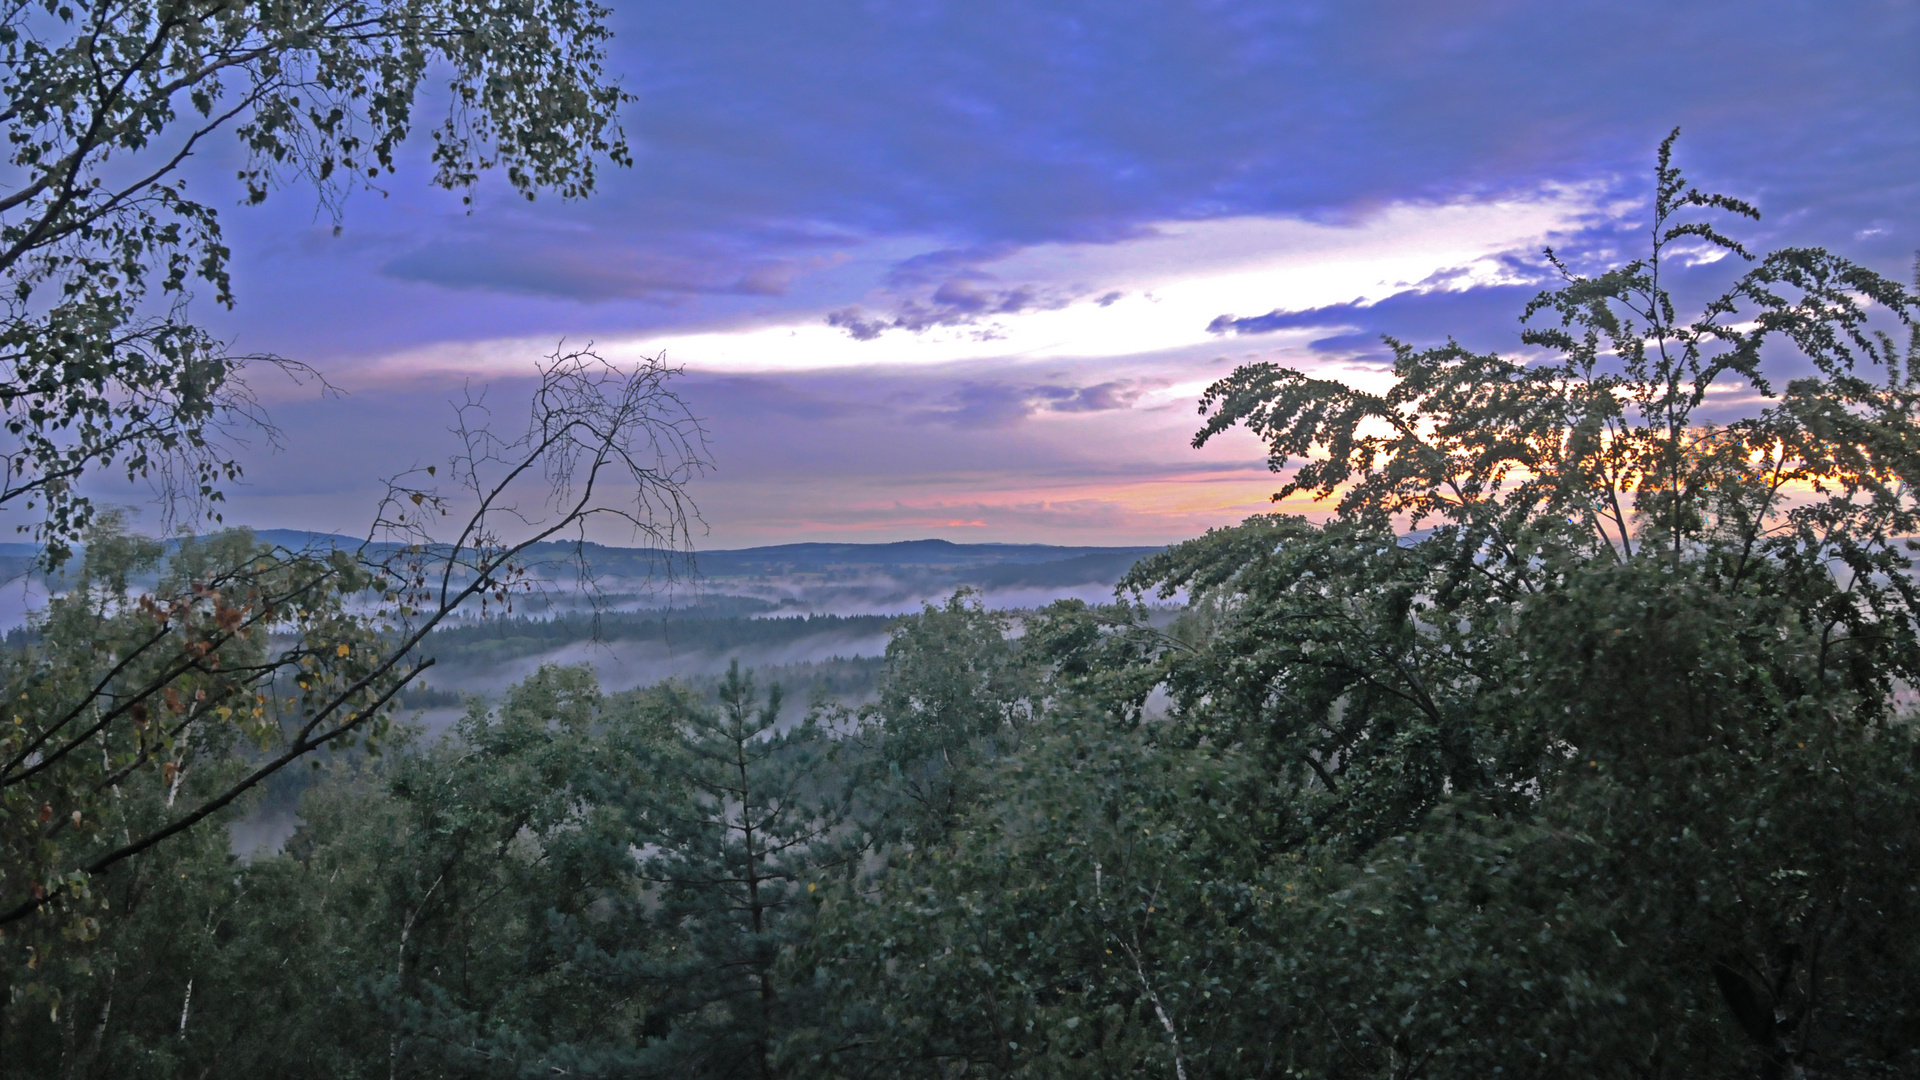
[96,0,1916,549]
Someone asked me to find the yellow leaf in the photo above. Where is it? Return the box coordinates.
[336,644,350,657]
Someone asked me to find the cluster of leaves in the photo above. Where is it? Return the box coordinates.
[0,0,633,556]
[0,519,400,940]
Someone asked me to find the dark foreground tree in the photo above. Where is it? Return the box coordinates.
[306,665,672,1079]
[0,0,661,1044]
[790,134,1920,1079]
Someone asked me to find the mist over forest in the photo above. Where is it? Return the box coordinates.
[6,536,1164,711]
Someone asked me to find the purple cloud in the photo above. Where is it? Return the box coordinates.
[826,279,1074,339]
[383,242,805,302]
[915,378,1152,428]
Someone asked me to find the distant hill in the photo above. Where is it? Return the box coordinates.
[239,531,1156,567]
[2,531,1165,614]
[235,531,1161,574]
[571,538,1160,579]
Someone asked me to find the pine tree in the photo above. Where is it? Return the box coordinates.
[634,664,858,1079]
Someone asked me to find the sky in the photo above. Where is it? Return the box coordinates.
[104,0,1920,548]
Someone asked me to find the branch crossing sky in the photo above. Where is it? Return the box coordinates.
[151,0,1920,547]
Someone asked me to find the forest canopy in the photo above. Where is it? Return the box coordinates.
[4,131,1920,1080]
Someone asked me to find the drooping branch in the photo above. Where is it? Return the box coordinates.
[0,346,706,925]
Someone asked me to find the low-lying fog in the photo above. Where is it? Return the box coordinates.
[421,625,894,701]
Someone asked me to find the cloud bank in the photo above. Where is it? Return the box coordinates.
[151,0,1919,547]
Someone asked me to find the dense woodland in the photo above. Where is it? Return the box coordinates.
[2,0,1920,1076]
